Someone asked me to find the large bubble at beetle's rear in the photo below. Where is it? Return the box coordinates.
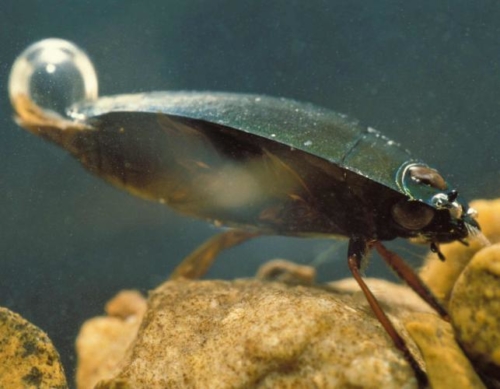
[9,38,98,116]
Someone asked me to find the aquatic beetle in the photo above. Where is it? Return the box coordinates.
[9,39,480,385]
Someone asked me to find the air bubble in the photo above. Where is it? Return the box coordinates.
[9,38,98,116]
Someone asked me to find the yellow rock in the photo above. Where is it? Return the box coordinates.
[449,243,500,377]
[0,307,67,389]
[80,279,422,389]
[405,313,485,389]
[80,275,494,388]
[76,290,147,389]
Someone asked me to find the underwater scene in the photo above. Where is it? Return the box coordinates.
[1,1,500,388]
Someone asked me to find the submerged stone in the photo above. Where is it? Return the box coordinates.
[0,307,67,389]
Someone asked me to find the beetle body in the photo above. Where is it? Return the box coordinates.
[53,92,475,247]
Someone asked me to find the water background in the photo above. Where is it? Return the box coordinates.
[1,0,499,382]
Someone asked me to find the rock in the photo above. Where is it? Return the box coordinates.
[405,313,486,389]
[449,243,500,380]
[81,278,428,389]
[76,290,147,389]
[322,279,489,388]
[104,290,148,319]
[255,258,316,285]
[0,307,67,389]
[75,274,498,388]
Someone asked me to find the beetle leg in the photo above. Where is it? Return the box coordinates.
[429,242,445,261]
[372,241,449,320]
[347,238,428,387]
[169,230,259,280]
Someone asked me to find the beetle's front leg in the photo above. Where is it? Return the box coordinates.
[347,237,428,387]
[170,230,259,280]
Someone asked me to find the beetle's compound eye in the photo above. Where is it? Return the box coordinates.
[391,200,435,230]
[408,166,447,190]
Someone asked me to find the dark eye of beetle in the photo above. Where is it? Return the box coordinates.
[391,200,435,230]
[409,166,447,190]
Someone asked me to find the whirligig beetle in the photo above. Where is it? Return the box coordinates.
[9,39,482,386]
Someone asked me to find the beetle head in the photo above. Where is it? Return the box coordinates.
[393,162,480,244]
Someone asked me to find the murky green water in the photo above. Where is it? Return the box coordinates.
[1,1,499,382]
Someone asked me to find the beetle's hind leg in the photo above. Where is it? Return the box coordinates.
[347,238,428,387]
[170,230,259,280]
